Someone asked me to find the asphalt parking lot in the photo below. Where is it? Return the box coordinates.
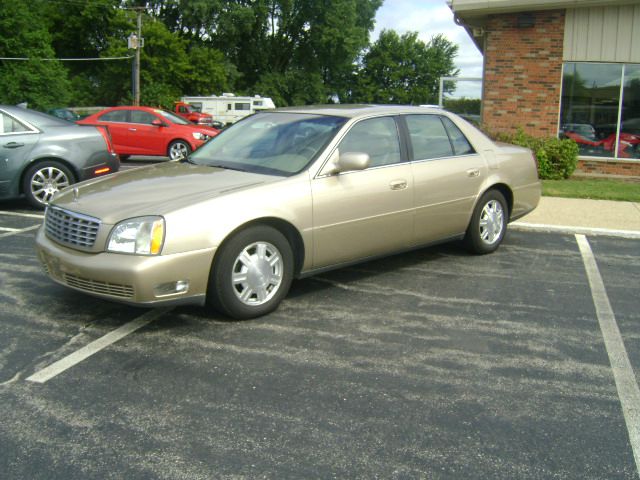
[0,199,639,479]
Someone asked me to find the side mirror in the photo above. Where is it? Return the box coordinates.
[151,119,166,127]
[322,150,370,175]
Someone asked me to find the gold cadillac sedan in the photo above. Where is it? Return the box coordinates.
[36,105,540,319]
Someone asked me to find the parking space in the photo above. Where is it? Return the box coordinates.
[0,208,638,479]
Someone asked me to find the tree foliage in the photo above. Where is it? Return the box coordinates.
[0,0,460,110]
[351,30,459,105]
[0,0,72,108]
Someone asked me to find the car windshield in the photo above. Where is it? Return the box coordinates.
[188,112,347,176]
[155,109,191,125]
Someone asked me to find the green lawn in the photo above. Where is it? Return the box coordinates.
[542,178,640,202]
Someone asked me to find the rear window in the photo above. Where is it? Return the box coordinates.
[406,115,454,160]
[442,117,475,155]
[0,112,31,134]
[99,110,128,123]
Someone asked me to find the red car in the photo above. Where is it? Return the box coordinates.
[78,106,220,160]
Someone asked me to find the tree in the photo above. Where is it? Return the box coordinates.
[351,30,459,105]
[147,0,382,105]
[0,0,71,109]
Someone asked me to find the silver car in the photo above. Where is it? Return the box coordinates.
[36,105,540,319]
[0,105,119,208]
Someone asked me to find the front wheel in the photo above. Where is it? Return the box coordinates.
[464,190,508,254]
[168,140,191,161]
[22,161,75,208]
[207,225,294,320]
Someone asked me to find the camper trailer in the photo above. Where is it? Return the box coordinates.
[180,93,276,125]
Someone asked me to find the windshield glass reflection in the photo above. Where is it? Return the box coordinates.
[188,112,347,176]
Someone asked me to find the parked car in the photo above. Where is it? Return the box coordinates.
[46,108,80,122]
[560,123,596,141]
[172,102,225,129]
[0,105,119,208]
[36,105,541,319]
[78,106,220,161]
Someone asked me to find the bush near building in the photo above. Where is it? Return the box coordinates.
[492,128,579,180]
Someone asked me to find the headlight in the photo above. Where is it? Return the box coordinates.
[192,132,209,141]
[107,216,165,255]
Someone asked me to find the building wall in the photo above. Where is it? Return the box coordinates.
[564,4,640,63]
[481,10,565,137]
[578,159,640,177]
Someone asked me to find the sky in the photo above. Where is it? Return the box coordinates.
[372,0,484,99]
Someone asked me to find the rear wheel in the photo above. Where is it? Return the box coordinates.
[168,140,191,160]
[464,189,508,254]
[207,225,294,320]
[22,161,75,208]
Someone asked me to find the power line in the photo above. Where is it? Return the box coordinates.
[0,56,133,61]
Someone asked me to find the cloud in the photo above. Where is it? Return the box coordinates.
[372,0,483,97]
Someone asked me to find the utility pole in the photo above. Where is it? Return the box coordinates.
[127,8,144,105]
[134,9,142,106]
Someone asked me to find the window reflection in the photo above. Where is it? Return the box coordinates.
[621,65,640,159]
[559,62,640,159]
[559,63,622,158]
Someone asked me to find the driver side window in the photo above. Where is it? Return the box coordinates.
[339,117,401,168]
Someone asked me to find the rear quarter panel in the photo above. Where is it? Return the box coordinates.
[492,143,541,220]
[29,126,115,181]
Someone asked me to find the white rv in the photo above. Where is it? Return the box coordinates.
[180,93,276,125]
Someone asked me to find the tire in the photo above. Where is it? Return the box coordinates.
[119,155,130,162]
[464,189,508,254]
[168,140,191,161]
[22,161,75,209]
[207,225,294,320]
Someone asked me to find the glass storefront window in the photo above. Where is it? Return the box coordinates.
[620,65,640,159]
[560,62,640,160]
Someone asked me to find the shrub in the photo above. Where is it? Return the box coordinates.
[489,128,579,180]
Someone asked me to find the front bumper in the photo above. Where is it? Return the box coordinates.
[35,227,216,307]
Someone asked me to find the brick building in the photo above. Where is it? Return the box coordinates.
[449,0,640,176]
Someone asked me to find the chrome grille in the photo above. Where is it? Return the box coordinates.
[63,273,134,298]
[45,206,100,249]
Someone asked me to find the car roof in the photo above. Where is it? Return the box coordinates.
[0,105,74,127]
[274,104,446,118]
[102,106,158,112]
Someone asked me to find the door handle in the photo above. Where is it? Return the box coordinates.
[128,128,137,132]
[3,142,25,149]
[466,168,480,178]
[389,179,407,190]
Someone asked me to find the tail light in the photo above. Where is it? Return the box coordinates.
[97,125,116,155]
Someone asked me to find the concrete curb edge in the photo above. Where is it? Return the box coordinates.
[511,222,640,240]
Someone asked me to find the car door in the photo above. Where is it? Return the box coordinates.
[406,114,486,244]
[311,116,413,268]
[95,109,130,154]
[0,111,40,197]
[128,109,167,155]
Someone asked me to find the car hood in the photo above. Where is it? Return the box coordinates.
[52,161,278,224]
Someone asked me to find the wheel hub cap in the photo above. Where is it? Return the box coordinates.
[232,242,283,306]
[479,200,504,245]
[31,167,70,204]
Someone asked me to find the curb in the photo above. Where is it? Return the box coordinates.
[511,222,640,240]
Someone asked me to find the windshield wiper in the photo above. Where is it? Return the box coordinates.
[207,163,250,172]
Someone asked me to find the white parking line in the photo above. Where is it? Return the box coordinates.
[26,308,172,384]
[0,225,40,239]
[0,210,44,219]
[0,227,21,232]
[576,234,640,473]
